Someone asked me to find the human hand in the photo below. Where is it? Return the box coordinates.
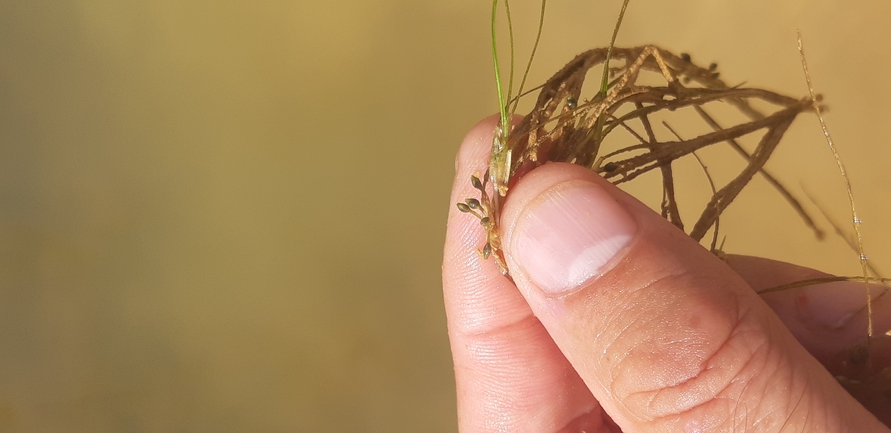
[442,116,891,432]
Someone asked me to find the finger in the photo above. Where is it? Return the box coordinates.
[725,254,891,375]
[498,162,889,432]
[726,255,891,425]
[442,116,612,433]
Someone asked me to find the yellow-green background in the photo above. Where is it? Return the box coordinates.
[1,1,889,431]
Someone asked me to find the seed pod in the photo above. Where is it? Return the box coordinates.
[456,203,471,213]
[482,243,492,259]
[465,198,481,209]
[471,175,483,190]
[480,217,490,227]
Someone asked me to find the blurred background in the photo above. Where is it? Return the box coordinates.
[1,0,889,431]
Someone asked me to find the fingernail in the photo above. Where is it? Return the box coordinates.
[512,180,637,294]
[799,282,888,330]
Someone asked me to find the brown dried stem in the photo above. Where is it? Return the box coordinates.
[501,45,818,245]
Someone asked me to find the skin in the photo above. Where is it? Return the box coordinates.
[443,116,891,432]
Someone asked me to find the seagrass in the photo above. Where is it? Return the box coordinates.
[460,45,820,273]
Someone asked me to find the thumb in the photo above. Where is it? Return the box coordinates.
[500,163,887,432]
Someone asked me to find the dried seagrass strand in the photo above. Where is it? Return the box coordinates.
[505,45,816,244]
[461,3,822,281]
[798,32,873,338]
